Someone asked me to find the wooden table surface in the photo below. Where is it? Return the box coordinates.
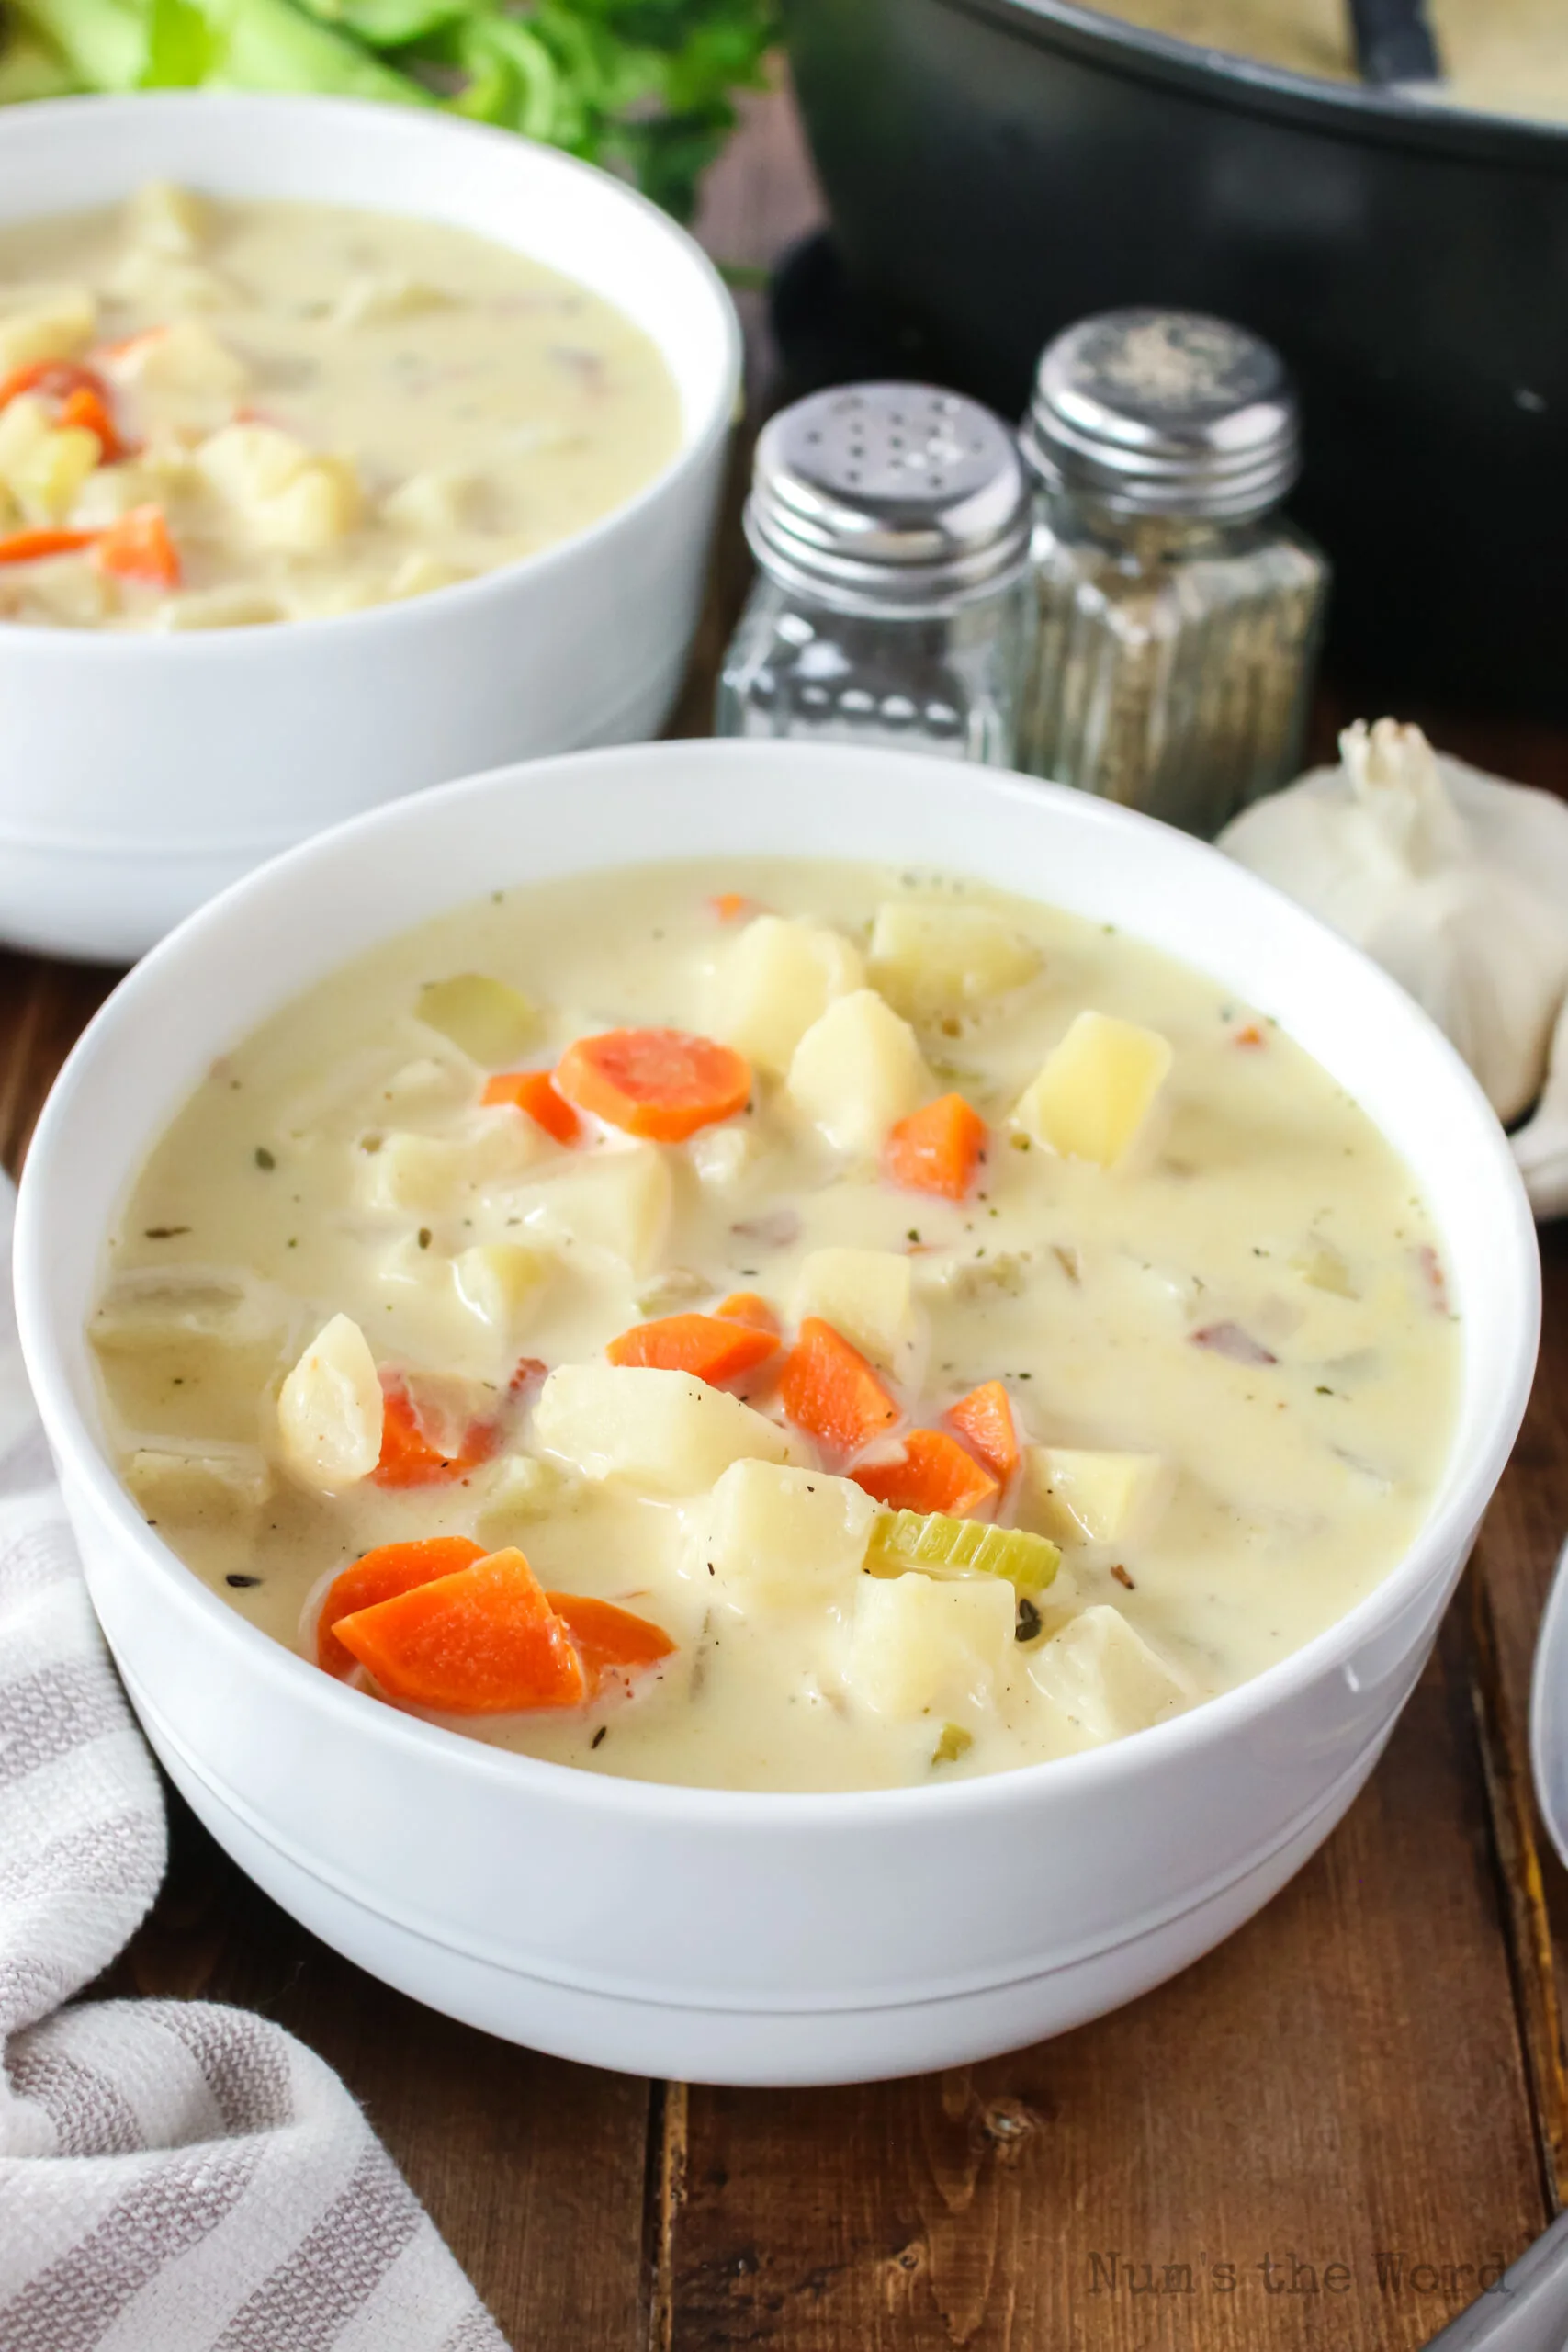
[16,80,1568,2352]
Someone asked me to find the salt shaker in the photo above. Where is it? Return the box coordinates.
[716,384,1032,764]
[1017,310,1329,837]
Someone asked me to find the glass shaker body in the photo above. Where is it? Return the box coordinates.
[716,571,1027,766]
[1019,491,1328,838]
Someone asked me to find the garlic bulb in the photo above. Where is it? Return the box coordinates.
[1512,993,1568,1220]
[1220,719,1568,1130]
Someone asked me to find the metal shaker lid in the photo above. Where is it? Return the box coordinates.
[1021,310,1300,522]
[744,383,1032,611]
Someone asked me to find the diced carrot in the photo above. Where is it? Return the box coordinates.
[777,1317,901,1458]
[372,1374,498,1487]
[606,1311,778,1384]
[547,1591,675,1691]
[0,357,105,412]
[333,1546,588,1714]
[0,526,98,566]
[852,1427,999,1517]
[946,1379,1021,1484]
[555,1027,750,1144]
[882,1093,988,1202]
[713,1290,779,1335]
[1235,1023,1266,1048]
[509,1355,549,1396]
[709,892,755,922]
[96,505,180,587]
[56,383,129,460]
[481,1067,581,1145]
[316,1536,485,1679]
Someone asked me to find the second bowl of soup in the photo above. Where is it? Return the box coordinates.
[14,739,1538,2082]
[0,95,738,957]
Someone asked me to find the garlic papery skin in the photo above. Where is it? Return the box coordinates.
[1220,719,1568,1128]
[1513,993,1568,1221]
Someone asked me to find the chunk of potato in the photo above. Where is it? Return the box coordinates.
[785,989,931,1156]
[92,1267,284,1353]
[276,1314,382,1492]
[7,551,113,626]
[0,392,52,489]
[1025,1605,1192,1742]
[532,1363,799,1494]
[118,319,246,400]
[695,1459,876,1608]
[196,422,310,506]
[1012,1011,1172,1168]
[8,424,100,524]
[687,1122,762,1194]
[415,972,538,1066]
[795,1248,921,1385]
[126,179,209,256]
[126,1445,270,1522]
[251,458,363,554]
[716,914,864,1076]
[332,272,450,327]
[516,1145,671,1277]
[0,281,95,372]
[355,1114,543,1216]
[386,551,471,602]
[105,248,230,313]
[155,586,287,632]
[454,1241,551,1331]
[1024,1446,1169,1545]
[382,469,475,535]
[476,1453,574,1547]
[868,899,1040,1020]
[841,1571,1016,1721]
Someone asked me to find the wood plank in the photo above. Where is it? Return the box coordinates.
[99,1785,654,2352]
[669,1612,1544,2352]
[1468,1223,1568,2208]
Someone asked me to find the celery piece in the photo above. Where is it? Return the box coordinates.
[6,0,144,89]
[931,1722,974,1768]
[0,24,81,100]
[415,973,538,1067]
[866,1509,1061,1596]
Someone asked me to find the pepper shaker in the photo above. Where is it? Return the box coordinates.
[716,383,1032,765]
[1017,310,1329,837]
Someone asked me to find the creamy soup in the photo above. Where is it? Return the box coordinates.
[92,860,1461,1792]
[0,183,680,630]
[1089,0,1568,124]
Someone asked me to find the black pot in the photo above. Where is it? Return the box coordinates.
[784,0,1568,714]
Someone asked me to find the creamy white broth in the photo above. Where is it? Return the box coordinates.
[92,858,1460,1792]
[0,183,679,629]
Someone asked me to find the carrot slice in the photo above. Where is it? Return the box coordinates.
[372,1374,498,1487]
[709,892,755,922]
[547,1591,675,1691]
[56,382,128,460]
[334,1547,587,1714]
[882,1093,988,1202]
[777,1317,901,1458]
[606,1311,778,1384]
[946,1379,1021,1484]
[481,1067,581,1145]
[96,505,180,587]
[0,526,98,566]
[555,1027,750,1144]
[713,1290,779,1335]
[316,1536,485,1679]
[853,1428,999,1517]
[0,357,105,412]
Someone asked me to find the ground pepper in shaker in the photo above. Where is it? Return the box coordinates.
[716,383,1032,764]
[1017,311,1329,837]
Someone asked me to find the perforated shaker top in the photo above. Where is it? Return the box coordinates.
[1021,311,1300,524]
[744,383,1032,610]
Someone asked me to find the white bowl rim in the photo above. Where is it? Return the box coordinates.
[13,739,1542,1829]
[0,91,742,655]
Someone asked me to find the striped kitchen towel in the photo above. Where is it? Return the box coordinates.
[0,1182,508,2352]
